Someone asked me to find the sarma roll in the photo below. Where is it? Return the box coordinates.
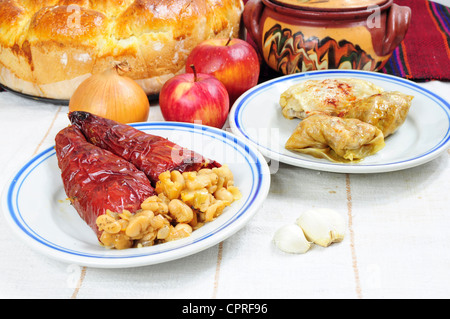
[285,114,385,163]
[342,92,414,137]
[280,78,384,120]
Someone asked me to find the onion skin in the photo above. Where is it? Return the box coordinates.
[69,68,150,124]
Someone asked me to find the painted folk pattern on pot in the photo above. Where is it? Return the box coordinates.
[263,23,383,74]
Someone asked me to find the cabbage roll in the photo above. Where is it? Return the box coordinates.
[285,114,385,163]
[280,78,384,120]
[342,92,413,137]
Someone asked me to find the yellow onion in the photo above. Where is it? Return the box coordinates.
[69,62,150,123]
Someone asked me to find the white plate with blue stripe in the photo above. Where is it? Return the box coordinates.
[229,70,450,174]
[1,123,271,268]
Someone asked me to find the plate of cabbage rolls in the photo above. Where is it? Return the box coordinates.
[230,70,450,173]
[2,112,271,268]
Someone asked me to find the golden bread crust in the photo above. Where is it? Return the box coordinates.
[0,0,244,99]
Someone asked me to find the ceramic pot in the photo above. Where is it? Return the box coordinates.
[243,0,411,75]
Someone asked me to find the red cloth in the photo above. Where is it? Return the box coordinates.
[381,0,450,81]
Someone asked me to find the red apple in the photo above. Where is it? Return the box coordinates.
[159,66,230,129]
[186,38,260,105]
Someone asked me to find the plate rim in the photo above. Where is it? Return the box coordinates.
[1,122,271,268]
[229,70,450,174]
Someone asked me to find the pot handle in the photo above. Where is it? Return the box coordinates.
[243,0,264,53]
[382,3,412,56]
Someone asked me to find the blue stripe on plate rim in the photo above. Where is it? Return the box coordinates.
[233,70,450,168]
[5,122,265,259]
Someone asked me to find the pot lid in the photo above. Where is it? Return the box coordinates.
[269,0,389,11]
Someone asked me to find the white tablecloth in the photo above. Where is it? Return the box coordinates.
[0,79,449,299]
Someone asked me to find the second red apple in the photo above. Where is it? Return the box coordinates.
[186,38,260,105]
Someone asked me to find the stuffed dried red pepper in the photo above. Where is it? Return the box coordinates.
[69,111,221,185]
[55,126,155,240]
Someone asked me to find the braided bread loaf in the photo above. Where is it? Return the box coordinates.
[0,0,244,99]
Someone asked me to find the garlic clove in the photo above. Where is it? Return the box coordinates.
[296,208,346,247]
[273,224,312,254]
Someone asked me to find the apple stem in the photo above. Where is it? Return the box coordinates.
[190,64,198,82]
[226,37,232,46]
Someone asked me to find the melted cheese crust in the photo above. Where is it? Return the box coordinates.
[280,78,384,120]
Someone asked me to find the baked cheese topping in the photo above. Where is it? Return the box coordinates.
[280,78,384,120]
